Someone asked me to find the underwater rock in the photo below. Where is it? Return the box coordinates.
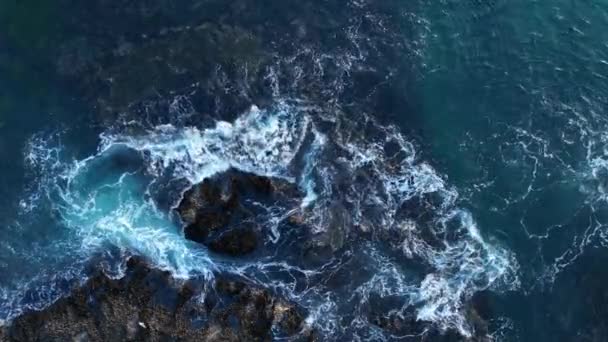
[212,277,308,340]
[54,17,269,124]
[45,0,409,127]
[1,257,308,341]
[367,307,488,342]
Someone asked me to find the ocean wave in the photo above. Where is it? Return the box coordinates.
[0,100,519,339]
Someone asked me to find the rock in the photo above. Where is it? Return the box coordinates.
[301,240,335,267]
[212,277,308,341]
[207,225,258,256]
[288,212,306,225]
[125,313,142,341]
[177,169,299,256]
[2,257,308,341]
[368,309,471,342]
[326,201,351,251]
[273,301,305,335]
[293,201,352,268]
[72,331,90,342]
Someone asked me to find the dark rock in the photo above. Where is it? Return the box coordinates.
[56,17,269,124]
[273,301,305,336]
[292,201,352,268]
[177,169,299,256]
[2,257,308,342]
[368,309,476,342]
[207,225,258,256]
[360,290,493,342]
[73,331,90,342]
[301,240,335,267]
[213,277,307,340]
[326,201,351,251]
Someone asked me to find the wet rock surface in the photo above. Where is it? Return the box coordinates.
[1,257,309,342]
[177,169,299,257]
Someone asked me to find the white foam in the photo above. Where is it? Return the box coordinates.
[295,112,519,336]
[5,101,518,339]
[99,103,310,185]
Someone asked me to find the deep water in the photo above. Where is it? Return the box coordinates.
[1,0,608,340]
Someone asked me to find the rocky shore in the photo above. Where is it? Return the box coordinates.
[0,256,310,342]
[0,172,493,341]
[1,171,311,342]
[0,1,502,340]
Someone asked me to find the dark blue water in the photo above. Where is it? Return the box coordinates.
[1,0,608,340]
[413,1,608,339]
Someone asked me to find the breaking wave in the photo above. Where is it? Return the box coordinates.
[1,99,518,339]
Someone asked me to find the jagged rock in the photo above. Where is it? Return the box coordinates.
[2,257,308,342]
[177,169,299,256]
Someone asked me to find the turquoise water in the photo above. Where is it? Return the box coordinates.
[1,0,608,340]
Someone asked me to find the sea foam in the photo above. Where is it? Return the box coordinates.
[3,101,517,339]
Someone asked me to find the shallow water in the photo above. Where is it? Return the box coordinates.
[1,0,608,340]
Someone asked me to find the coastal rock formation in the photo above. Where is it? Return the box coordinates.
[1,257,309,342]
[176,169,299,256]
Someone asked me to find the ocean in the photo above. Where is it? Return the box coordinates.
[1,0,607,340]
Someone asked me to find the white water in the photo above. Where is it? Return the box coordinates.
[1,100,518,339]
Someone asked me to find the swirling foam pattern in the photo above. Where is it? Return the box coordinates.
[1,100,518,340]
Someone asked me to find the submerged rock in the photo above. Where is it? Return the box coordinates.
[53,13,270,125]
[1,257,308,341]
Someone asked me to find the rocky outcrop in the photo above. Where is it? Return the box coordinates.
[1,169,315,341]
[1,257,309,342]
[177,169,299,256]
